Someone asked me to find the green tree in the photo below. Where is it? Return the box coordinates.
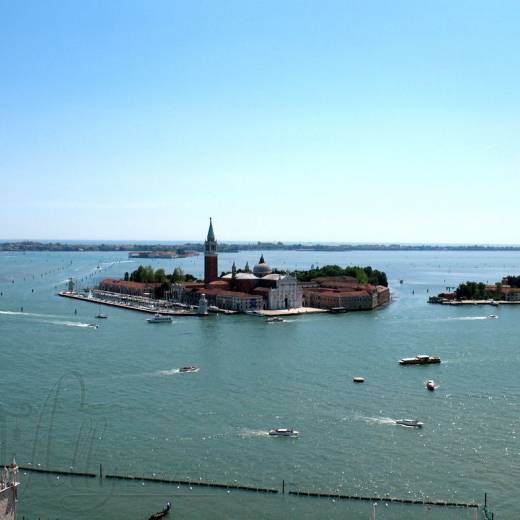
[172,267,185,282]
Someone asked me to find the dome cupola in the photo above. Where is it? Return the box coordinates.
[253,254,273,277]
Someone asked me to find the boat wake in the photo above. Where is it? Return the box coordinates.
[155,368,180,376]
[355,415,396,426]
[239,428,269,438]
[47,320,98,328]
[0,310,62,319]
[448,316,493,321]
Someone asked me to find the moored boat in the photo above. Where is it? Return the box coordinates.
[399,355,441,365]
[147,314,172,323]
[269,428,299,437]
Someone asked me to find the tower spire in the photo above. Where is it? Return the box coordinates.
[204,218,218,284]
[207,217,215,241]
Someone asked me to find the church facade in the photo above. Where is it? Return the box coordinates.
[171,219,303,311]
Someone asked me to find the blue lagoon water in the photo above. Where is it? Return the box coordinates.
[1,250,519,518]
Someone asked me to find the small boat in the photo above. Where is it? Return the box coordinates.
[395,419,423,428]
[486,314,498,319]
[267,317,284,322]
[399,355,441,365]
[148,501,171,520]
[353,377,365,383]
[426,380,435,391]
[87,324,99,329]
[95,314,108,319]
[269,428,299,437]
[179,366,199,373]
[147,314,172,323]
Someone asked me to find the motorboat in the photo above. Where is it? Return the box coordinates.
[95,313,108,319]
[269,428,299,437]
[267,317,284,322]
[395,419,423,428]
[399,355,441,365]
[147,314,172,323]
[353,377,365,383]
[179,366,199,373]
[87,324,99,329]
[148,501,171,520]
[426,380,436,391]
[486,314,498,319]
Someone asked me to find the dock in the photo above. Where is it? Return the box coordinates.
[58,291,201,316]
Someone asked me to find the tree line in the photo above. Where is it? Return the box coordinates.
[292,265,388,286]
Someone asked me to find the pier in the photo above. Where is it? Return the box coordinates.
[58,291,201,316]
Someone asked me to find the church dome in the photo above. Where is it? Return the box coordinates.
[253,254,273,277]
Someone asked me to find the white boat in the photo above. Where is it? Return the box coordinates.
[266,317,284,322]
[486,314,498,319]
[179,366,199,373]
[95,313,108,319]
[147,314,172,323]
[426,380,435,391]
[353,377,365,383]
[395,419,423,428]
[268,428,299,437]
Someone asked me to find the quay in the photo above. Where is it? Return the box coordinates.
[428,297,520,306]
[58,291,201,316]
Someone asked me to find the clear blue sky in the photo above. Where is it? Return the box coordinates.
[1,1,519,243]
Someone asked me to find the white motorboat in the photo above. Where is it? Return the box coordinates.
[95,313,108,319]
[179,366,199,373]
[266,317,284,322]
[147,314,172,323]
[268,428,299,437]
[426,380,436,391]
[353,377,365,383]
[395,419,423,428]
[486,314,498,319]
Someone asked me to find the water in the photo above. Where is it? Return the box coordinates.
[1,250,519,518]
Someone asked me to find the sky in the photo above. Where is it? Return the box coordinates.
[1,0,519,244]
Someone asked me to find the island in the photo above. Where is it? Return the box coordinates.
[429,276,520,305]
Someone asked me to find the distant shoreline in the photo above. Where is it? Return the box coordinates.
[2,241,520,253]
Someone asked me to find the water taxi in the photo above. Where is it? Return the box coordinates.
[399,355,441,365]
[395,419,423,428]
[268,428,299,437]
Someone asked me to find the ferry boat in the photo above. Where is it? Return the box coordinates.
[179,366,199,373]
[395,419,423,428]
[426,379,436,391]
[399,355,441,365]
[147,314,172,323]
[269,428,299,437]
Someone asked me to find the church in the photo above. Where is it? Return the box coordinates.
[171,219,303,312]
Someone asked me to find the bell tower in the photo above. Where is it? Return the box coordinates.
[204,218,218,284]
